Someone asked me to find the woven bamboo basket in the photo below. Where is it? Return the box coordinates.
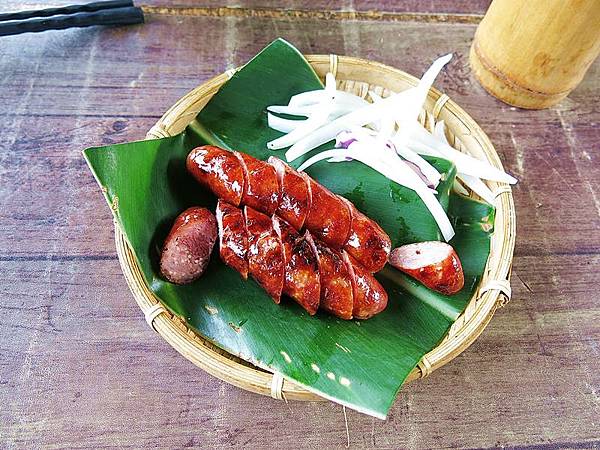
[115,55,516,402]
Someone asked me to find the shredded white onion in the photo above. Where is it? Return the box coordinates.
[409,125,517,184]
[284,88,416,161]
[264,53,518,240]
[289,89,369,109]
[297,136,455,241]
[434,121,496,203]
[267,113,306,133]
[457,173,496,204]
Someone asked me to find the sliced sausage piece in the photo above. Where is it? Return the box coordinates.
[187,146,245,206]
[187,147,391,273]
[244,206,285,302]
[216,200,249,279]
[343,253,388,319]
[341,198,392,273]
[389,241,464,295]
[306,233,353,320]
[301,173,352,249]
[268,157,311,231]
[235,151,280,215]
[160,207,217,284]
[273,217,320,315]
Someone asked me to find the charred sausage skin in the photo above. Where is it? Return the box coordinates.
[217,202,388,320]
[273,217,320,315]
[187,146,390,272]
[216,200,249,279]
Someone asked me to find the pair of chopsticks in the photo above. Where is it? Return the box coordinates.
[0,0,144,37]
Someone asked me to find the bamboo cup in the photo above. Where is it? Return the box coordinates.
[470,0,600,109]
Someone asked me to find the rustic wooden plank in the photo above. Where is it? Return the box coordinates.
[1,255,599,448]
[0,117,155,258]
[2,0,492,16]
[1,16,598,258]
[1,5,600,449]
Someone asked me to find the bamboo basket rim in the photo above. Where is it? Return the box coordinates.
[114,54,516,403]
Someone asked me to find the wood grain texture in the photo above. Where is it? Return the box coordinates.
[3,0,493,16]
[1,2,599,449]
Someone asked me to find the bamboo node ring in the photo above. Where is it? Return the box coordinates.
[145,303,167,332]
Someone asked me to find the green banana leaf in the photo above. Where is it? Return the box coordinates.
[84,39,494,419]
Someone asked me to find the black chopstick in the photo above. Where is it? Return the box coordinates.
[0,0,133,22]
[0,1,144,37]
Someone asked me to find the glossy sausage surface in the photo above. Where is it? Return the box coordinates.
[244,206,285,302]
[216,200,249,279]
[235,151,280,215]
[269,156,311,231]
[273,217,320,315]
[187,146,245,206]
[341,198,392,273]
[344,254,388,319]
[187,146,391,273]
[307,234,354,320]
[301,173,352,249]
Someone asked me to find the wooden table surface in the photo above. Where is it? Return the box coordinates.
[1,1,599,448]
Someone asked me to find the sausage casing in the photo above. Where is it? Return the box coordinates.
[306,233,354,320]
[187,146,245,206]
[273,216,320,315]
[244,206,285,302]
[216,200,249,279]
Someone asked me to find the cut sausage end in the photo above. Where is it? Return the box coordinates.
[160,207,217,285]
[389,241,465,295]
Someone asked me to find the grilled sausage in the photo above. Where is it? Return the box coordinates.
[187,147,391,272]
[244,206,285,302]
[235,151,280,215]
[389,241,464,295]
[269,156,311,231]
[306,233,354,320]
[160,207,217,284]
[216,200,248,279]
[344,254,388,319]
[214,203,388,319]
[273,216,320,315]
[301,172,352,249]
[187,146,245,206]
[340,197,392,273]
